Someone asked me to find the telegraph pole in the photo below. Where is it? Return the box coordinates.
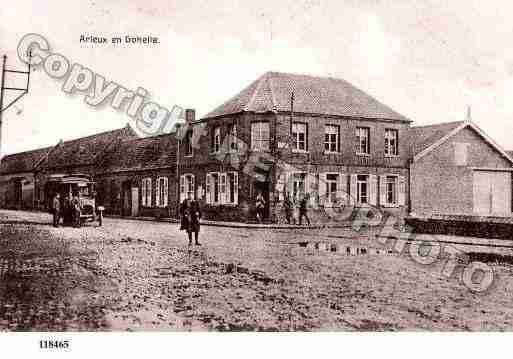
[0,52,32,156]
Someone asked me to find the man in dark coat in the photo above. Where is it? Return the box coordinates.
[52,193,61,227]
[298,193,311,226]
[283,193,294,224]
[180,192,202,246]
[71,192,82,228]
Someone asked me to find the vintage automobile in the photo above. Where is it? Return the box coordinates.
[45,174,104,226]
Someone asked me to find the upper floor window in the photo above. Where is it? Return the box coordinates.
[229,124,238,151]
[325,125,339,153]
[292,122,307,152]
[384,129,399,156]
[185,130,193,156]
[356,127,370,155]
[212,126,221,153]
[251,122,270,151]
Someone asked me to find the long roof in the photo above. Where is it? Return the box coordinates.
[0,147,52,175]
[410,120,513,164]
[97,133,177,174]
[0,125,138,175]
[203,71,410,122]
[408,121,465,157]
[41,125,137,170]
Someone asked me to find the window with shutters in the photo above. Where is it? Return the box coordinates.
[206,172,238,205]
[251,122,270,151]
[226,172,238,204]
[180,174,195,201]
[292,122,307,152]
[356,127,370,155]
[325,173,338,203]
[357,174,369,204]
[141,178,152,207]
[324,125,339,153]
[384,129,398,156]
[385,175,397,205]
[156,177,168,207]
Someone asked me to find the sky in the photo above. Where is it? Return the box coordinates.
[1,0,513,155]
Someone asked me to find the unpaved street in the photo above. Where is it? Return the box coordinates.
[1,209,513,331]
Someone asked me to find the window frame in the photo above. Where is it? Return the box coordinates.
[292,172,307,202]
[251,121,270,151]
[324,124,340,153]
[141,177,152,207]
[292,122,308,152]
[356,174,369,205]
[325,172,339,204]
[212,126,221,153]
[184,130,194,157]
[228,123,238,152]
[356,127,370,155]
[156,176,169,207]
[384,128,399,157]
[385,175,398,206]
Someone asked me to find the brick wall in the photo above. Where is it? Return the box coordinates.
[411,126,511,216]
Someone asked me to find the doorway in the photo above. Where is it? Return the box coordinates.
[473,171,512,216]
[253,180,270,220]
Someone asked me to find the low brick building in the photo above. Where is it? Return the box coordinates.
[409,120,513,217]
[0,147,52,209]
[96,132,179,218]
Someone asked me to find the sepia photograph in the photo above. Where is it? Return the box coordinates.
[1,0,513,356]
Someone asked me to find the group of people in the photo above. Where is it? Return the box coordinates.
[167,191,315,247]
[256,191,310,225]
[52,192,83,228]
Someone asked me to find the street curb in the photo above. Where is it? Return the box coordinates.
[104,214,353,230]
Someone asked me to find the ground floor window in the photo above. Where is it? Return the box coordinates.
[180,174,195,202]
[325,173,338,203]
[357,174,369,204]
[292,173,306,202]
[141,178,151,207]
[385,175,397,205]
[206,172,238,205]
[156,177,169,207]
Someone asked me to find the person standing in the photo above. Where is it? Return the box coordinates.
[180,192,202,246]
[255,191,265,223]
[52,193,61,227]
[283,194,294,225]
[71,192,82,228]
[298,194,311,226]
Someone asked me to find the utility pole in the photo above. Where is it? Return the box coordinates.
[0,52,32,156]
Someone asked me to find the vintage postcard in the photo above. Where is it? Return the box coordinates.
[0,0,512,356]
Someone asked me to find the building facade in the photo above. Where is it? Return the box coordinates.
[409,121,513,218]
[179,72,412,223]
[2,72,512,225]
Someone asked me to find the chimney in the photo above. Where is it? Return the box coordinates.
[185,108,196,123]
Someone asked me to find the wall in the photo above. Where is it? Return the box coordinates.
[411,126,512,216]
[0,172,36,209]
[97,168,177,218]
[181,112,411,223]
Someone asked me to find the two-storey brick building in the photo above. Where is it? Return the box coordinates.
[179,72,412,222]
